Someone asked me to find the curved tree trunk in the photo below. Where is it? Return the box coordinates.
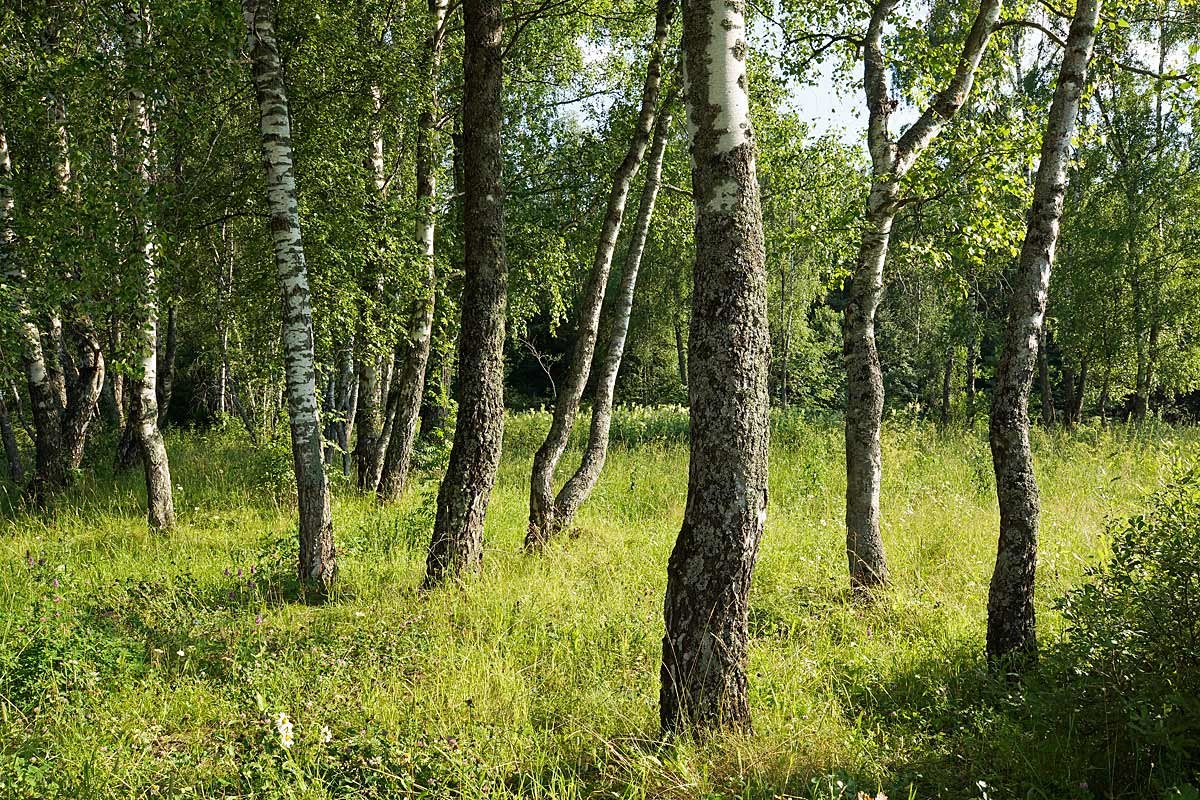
[424,0,506,587]
[245,0,335,587]
[125,6,175,531]
[660,0,769,736]
[63,321,104,470]
[2,114,68,498]
[987,0,1099,668]
[526,0,676,548]
[378,0,449,504]
[550,98,674,536]
[842,0,1001,594]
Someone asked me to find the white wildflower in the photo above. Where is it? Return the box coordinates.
[320,725,332,744]
[274,712,295,749]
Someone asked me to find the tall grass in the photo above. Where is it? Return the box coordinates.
[0,410,1194,799]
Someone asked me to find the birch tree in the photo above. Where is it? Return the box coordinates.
[244,0,336,587]
[841,0,1002,593]
[549,97,675,537]
[42,91,106,473]
[0,116,67,497]
[353,87,388,492]
[987,0,1100,666]
[525,0,676,548]
[124,5,174,530]
[424,0,506,586]
[659,0,770,735]
[378,0,450,504]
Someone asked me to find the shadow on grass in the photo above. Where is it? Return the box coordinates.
[837,643,1114,800]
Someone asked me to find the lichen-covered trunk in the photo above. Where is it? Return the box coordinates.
[987,0,1098,667]
[526,0,676,548]
[425,0,506,587]
[843,194,896,592]
[125,15,175,530]
[378,0,448,505]
[1,117,67,497]
[660,0,769,736]
[552,101,674,535]
[245,0,335,587]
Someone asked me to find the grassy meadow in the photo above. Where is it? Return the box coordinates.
[1,409,1195,799]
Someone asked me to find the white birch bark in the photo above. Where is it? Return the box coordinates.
[551,97,675,533]
[526,0,676,547]
[843,0,1002,593]
[378,0,449,504]
[125,4,175,530]
[1,114,67,496]
[245,0,336,586]
[660,0,769,735]
[987,0,1100,666]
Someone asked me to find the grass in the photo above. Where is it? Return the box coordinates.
[0,409,1195,799]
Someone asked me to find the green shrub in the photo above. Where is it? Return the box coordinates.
[1053,464,1200,795]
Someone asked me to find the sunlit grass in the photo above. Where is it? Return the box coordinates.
[0,411,1192,798]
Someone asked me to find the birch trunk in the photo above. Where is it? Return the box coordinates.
[353,85,391,491]
[965,339,977,421]
[1073,358,1088,423]
[245,0,336,587]
[660,0,769,735]
[63,322,104,469]
[425,0,506,586]
[157,301,177,427]
[126,7,175,531]
[940,347,954,424]
[353,356,382,488]
[551,99,674,534]
[1062,363,1076,428]
[0,377,23,483]
[987,0,1099,667]
[378,0,448,504]
[1038,327,1055,427]
[100,318,126,434]
[842,0,1001,593]
[44,317,69,413]
[526,0,676,548]
[1,115,68,496]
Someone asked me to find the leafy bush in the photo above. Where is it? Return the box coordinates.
[1053,464,1200,794]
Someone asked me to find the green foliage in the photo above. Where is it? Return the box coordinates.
[2,423,1196,798]
[1052,464,1200,794]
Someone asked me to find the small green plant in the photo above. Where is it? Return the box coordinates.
[1053,464,1200,794]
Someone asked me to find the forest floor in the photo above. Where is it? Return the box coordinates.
[1,410,1195,799]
